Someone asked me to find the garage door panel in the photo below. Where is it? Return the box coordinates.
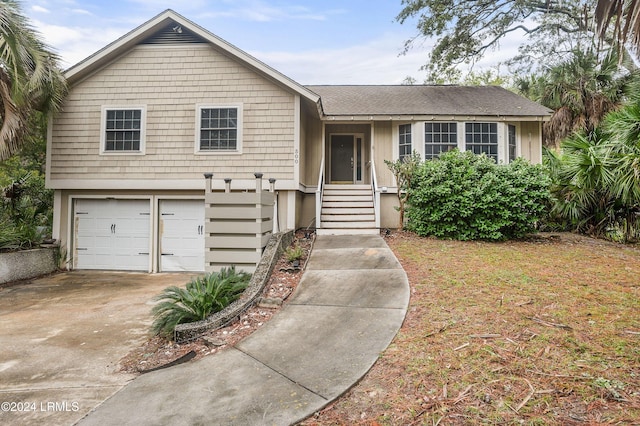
[160,200,204,272]
[75,199,150,271]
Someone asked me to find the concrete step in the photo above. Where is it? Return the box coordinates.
[322,201,373,208]
[323,195,372,202]
[316,228,379,235]
[324,184,370,190]
[321,207,375,215]
[321,214,376,222]
[323,189,373,196]
[319,221,376,229]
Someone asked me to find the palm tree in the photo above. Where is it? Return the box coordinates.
[0,0,67,161]
[517,49,638,149]
[548,98,640,242]
[596,0,640,56]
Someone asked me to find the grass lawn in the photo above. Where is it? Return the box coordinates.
[303,232,640,425]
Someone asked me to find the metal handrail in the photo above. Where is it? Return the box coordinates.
[370,159,381,229]
[315,157,325,230]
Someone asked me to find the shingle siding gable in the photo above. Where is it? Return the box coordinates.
[50,44,296,183]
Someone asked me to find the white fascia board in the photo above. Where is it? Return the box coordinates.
[47,179,299,191]
[323,115,551,122]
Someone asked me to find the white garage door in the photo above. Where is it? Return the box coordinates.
[159,200,204,272]
[75,199,151,271]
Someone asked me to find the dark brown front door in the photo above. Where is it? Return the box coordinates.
[330,135,354,183]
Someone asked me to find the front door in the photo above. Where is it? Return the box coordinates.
[330,135,354,183]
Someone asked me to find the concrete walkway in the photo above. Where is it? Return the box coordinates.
[78,234,410,426]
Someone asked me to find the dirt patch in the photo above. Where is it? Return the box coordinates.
[301,231,640,425]
[118,232,313,374]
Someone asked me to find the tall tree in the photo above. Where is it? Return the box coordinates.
[517,48,639,148]
[595,0,640,57]
[548,98,640,241]
[397,0,602,79]
[0,0,66,161]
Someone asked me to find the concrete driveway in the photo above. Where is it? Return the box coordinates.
[0,271,194,426]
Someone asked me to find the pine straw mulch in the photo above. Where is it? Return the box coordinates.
[301,231,640,426]
[118,231,313,374]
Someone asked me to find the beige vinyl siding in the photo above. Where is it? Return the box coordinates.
[302,108,322,186]
[519,121,542,164]
[373,121,394,188]
[50,45,296,183]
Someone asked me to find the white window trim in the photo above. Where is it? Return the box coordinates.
[393,122,417,160]
[463,121,500,162]
[506,122,520,163]
[99,106,146,156]
[195,103,243,155]
[423,121,459,160]
[393,121,518,164]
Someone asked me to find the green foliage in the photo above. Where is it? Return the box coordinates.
[151,267,251,338]
[0,113,52,250]
[406,150,551,240]
[0,1,67,161]
[385,152,422,230]
[547,96,640,241]
[396,0,614,80]
[516,49,640,148]
[285,244,304,262]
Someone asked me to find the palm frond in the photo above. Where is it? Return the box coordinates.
[150,268,251,337]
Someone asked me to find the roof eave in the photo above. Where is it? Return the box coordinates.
[322,114,551,122]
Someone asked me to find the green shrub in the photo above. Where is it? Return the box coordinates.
[284,244,304,262]
[0,172,52,249]
[406,150,551,240]
[151,267,251,337]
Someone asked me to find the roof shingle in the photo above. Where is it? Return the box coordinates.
[306,85,551,117]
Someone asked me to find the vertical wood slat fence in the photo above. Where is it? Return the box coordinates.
[204,173,275,273]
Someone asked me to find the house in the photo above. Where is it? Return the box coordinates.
[46,10,551,273]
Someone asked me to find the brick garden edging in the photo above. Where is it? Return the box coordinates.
[0,248,58,285]
[173,230,295,343]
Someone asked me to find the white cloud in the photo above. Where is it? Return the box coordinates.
[253,32,428,84]
[32,19,130,68]
[32,5,50,13]
[70,9,93,16]
[193,1,339,23]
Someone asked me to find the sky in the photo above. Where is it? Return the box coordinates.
[22,0,522,85]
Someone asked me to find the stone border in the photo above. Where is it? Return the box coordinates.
[174,230,295,343]
[0,247,58,285]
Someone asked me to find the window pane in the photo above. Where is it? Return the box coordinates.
[508,124,517,163]
[104,109,142,152]
[464,121,498,161]
[398,124,412,159]
[425,121,457,160]
[199,107,239,151]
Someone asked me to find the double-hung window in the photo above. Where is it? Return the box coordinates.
[102,108,144,153]
[508,124,517,163]
[398,124,412,159]
[465,122,498,160]
[197,106,242,152]
[425,122,457,160]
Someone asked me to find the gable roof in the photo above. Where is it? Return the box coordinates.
[65,9,320,104]
[307,85,552,119]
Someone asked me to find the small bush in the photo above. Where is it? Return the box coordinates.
[406,150,551,240]
[151,266,251,337]
[284,244,304,262]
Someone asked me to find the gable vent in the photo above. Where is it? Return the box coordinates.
[140,22,207,45]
